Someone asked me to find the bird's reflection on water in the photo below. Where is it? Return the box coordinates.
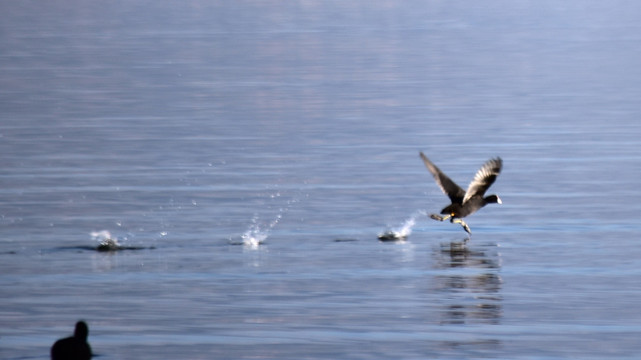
[429,239,503,351]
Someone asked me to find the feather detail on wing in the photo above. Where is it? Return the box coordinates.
[420,152,465,203]
[463,157,502,204]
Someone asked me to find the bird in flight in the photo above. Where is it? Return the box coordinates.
[419,152,502,236]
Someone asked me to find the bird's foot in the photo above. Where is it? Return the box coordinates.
[462,223,472,235]
[430,214,450,222]
[452,218,472,235]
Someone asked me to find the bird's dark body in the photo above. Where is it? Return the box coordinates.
[441,194,501,219]
[51,321,92,360]
[51,337,91,360]
[441,199,477,218]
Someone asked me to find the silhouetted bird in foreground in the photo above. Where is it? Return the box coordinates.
[51,321,92,360]
[420,152,502,236]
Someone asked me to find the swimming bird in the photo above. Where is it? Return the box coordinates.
[51,321,92,360]
[419,152,502,235]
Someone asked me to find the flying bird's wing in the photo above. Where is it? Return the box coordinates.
[463,157,502,204]
[420,152,465,204]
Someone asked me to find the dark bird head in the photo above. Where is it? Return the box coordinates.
[484,194,502,205]
[74,321,89,341]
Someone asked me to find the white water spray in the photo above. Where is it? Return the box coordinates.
[237,192,302,248]
[240,213,283,248]
[378,210,426,240]
[91,230,119,247]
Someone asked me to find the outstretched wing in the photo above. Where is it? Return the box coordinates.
[419,152,465,204]
[463,157,502,204]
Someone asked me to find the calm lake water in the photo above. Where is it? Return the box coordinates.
[2,1,641,359]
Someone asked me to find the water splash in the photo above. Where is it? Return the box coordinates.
[90,230,123,251]
[378,210,426,241]
[240,213,282,248]
[91,230,119,247]
[89,230,149,252]
[395,216,417,238]
[236,191,302,248]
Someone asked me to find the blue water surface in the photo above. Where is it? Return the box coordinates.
[2,1,641,359]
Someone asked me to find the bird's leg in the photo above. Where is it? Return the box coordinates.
[430,214,450,222]
[451,218,472,235]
